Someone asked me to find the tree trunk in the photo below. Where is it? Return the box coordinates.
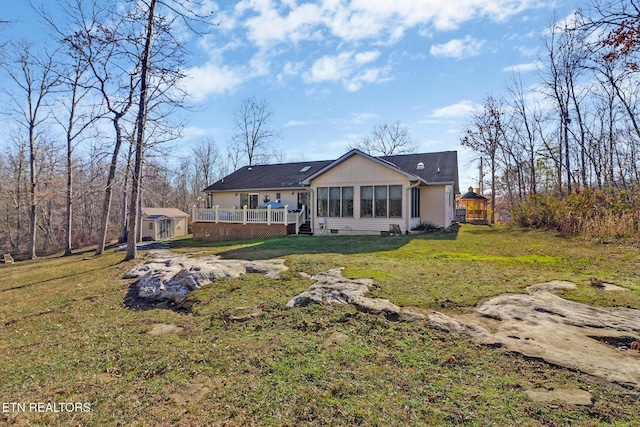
[28,123,37,260]
[125,0,157,261]
[64,132,73,256]
[95,117,124,255]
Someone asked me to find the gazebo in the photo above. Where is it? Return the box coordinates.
[456,187,488,224]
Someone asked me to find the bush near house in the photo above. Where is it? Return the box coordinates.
[411,221,443,232]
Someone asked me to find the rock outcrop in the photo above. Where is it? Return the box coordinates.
[286,268,425,321]
[124,250,288,305]
[428,281,640,391]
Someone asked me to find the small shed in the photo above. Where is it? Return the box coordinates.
[141,215,174,240]
[141,208,190,238]
[456,187,488,224]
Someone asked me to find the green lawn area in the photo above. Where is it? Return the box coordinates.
[1,224,639,426]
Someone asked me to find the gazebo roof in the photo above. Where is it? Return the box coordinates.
[458,187,487,200]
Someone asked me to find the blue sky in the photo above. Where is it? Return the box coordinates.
[2,0,575,191]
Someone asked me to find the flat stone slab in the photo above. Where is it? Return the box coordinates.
[124,250,288,305]
[429,281,640,390]
[525,388,593,406]
[286,268,425,321]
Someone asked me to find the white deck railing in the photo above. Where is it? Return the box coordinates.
[193,205,307,234]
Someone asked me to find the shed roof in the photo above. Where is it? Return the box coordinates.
[143,214,172,221]
[141,207,189,218]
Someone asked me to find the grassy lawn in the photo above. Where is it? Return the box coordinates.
[1,224,639,426]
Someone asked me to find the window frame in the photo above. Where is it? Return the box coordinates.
[317,186,354,218]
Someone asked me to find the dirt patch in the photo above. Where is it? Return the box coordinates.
[225,306,263,322]
[148,323,184,336]
[322,331,349,351]
[525,388,592,405]
[170,383,211,406]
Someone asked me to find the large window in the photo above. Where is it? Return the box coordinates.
[317,187,328,216]
[361,185,403,218]
[342,187,354,217]
[361,186,373,217]
[329,187,341,217]
[411,187,420,218]
[374,186,387,217]
[389,185,402,217]
[318,187,353,217]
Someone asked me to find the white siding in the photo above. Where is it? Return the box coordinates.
[311,155,409,234]
[174,217,188,237]
[444,185,454,228]
[420,185,446,227]
[210,192,240,208]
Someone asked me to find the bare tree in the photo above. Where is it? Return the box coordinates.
[53,50,99,256]
[50,0,138,255]
[192,137,220,190]
[125,0,210,261]
[350,121,417,156]
[461,96,506,224]
[1,42,60,259]
[231,97,279,166]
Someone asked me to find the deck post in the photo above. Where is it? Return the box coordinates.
[214,205,219,223]
[243,205,247,225]
[267,205,271,225]
[284,205,288,226]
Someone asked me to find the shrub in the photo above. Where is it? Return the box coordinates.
[412,221,442,232]
[511,187,640,242]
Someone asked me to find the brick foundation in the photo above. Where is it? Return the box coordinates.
[193,222,290,242]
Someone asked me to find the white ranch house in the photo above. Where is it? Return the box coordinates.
[193,149,459,241]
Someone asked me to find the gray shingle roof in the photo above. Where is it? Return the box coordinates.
[203,150,458,193]
[381,151,459,193]
[203,159,333,192]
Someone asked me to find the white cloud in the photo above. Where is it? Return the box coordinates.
[189,1,542,95]
[277,61,304,83]
[503,61,542,73]
[183,62,244,100]
[354,50,381,64]
[284,119,316,127]
[232,0,540,47]
[518,45,540,57]
[430,36,485,59]
[345,66,392,92]
[431,100,479,118]
[306,52,353,82]
[304,50,390,91]
[349,112,380,124]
